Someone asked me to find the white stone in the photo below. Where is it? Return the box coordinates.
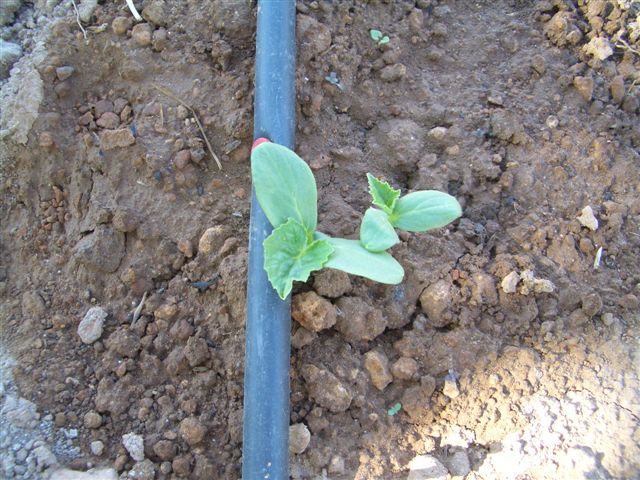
[583,36,613,61]
[443,377,460,399]
[501,271,520,293]
[406,455,448,480]
[49,468,118,480]
[33,445,57,469]
[77,307,107,344]
[577,206,598,231]
[122,433,145,462]
[77,0,97,23]
[289,423,311,454]
[90,440,104,456]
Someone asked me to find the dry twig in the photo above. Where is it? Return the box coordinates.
[70,0,87,40]
[152,84,222,170]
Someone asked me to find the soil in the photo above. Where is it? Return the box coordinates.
[1,0,639,479]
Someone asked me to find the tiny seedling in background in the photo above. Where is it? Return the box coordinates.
[387,402,402,416]
[370,29,390,46]
[251,141,462,299]
[324,71,344,91]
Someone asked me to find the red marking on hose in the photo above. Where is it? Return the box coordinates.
[252,137,270,151]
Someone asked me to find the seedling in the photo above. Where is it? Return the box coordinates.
[251,141,462,299]
[387,402,402,416]
[370,29,390,46]
[324,71,344,91]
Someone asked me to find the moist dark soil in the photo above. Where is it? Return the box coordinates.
[1,0,639,479]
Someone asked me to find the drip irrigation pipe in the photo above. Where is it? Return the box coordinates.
[242,1,296,479]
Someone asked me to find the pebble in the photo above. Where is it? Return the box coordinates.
[609,75,625,104]
[50,468,118,480]
[289,423,311,454]
[198,226,228,255]
[391,357,418,380]
[77,0,97,23]
[583,36,613,61]
[446,450,471,477]
[443,376,460,399]
[0,40,22,78]
[581,292,603,317]
[291,291,337,332]
[142,0,166,26]
[291,327,317,349]
[83,411,102,429]
[335,296,387,341]
[573,75,594,102]
[78,307,107,344]
[184,336,210,367]
[172,455,192,476]
[127,459,155,480]
[153,440,177,461]
[546,115,559,129]
[152,28,168,52]
[312,269,351,298]
[100,128,135,150]
[179,417,206,446]
[154,303,177,321]
[96,112,119,129]
[173,149,191,169]
[600,312,615,326]
[363,350,393,391]
[419,280,453,327]
[55,66,74,81]
[577,205,598,231]
[122,432,145,462]
[90,440,104,456]
[501,271,520,294]
[406,455,448,480]
[33,445,57,469]
[132,23,152,47]
[112,16,131,35]
[531,54,545,75]
[380,63,406,82]
[301,364,352,413]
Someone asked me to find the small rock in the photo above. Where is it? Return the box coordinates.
[122,433,145,462]
[112,208,140,232]
[619,294,639,310]
[609,75,625,105]
[142,0,165,26]
[363,350,393,391]
[583,36,613,61]
[391,357,418,380]
[301,364,352,413]
[573,75,594,102]
[380,63,407,82]
[335,296,387,341]
[54,82,71,98]
[77,0,97,23]
[132,23,152,47]
[501,271,520,293]
[83,411,102,429]
[577,205,598,231]
[154,303,178,321]
[291,327,317,349]
[174,149,191,169]
[33,445,57,469]
[100,128,135,150]
[184,336,210,367]
[172,455,192,477]
[112,16,131,35]
[78,111,93,126]
[406,455,448,480]
[419,280,453,327]
[78,307,107,344]
[0,40,22,78]
[153,440,177,461]
[600,312,615,326]
[90,441,104,456]
[289,423,311,454]
[427,126,448,142]
[443,376,459,399]
[56,66,75,81]
[2,396,39,428]
[152,28,168,52]
[128,459,156,480]
[581,292,603,318]
[198,226,229,255]
[546,115,559,129]
[533,278,555,294]
[178,417,207,448]
[312,269,351,297]
[291,291,337,332]
[296,14,332,61]
[446,450,471,477]
[408,8,424,33]
[96,112,119,129]
[49,468,118,480]
[531,54,545,75]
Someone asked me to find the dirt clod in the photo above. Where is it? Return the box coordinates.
[364,350,393,391]
[292,291,337,332]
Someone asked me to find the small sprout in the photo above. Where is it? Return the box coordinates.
[387,402,402,416]
[370,29,390,46]
[324,71,344,91]
[251,142,462,299]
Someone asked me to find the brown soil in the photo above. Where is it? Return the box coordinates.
[1,1,639,479]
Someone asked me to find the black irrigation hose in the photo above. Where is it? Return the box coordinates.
[242,1,296,479]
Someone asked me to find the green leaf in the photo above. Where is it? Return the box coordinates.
[367,173,400,214]
[389,190,462,232]
[251,142,318,231]
[316,233,404,284]
[387,402,402,416]
[370,29,383,42]
[264,219,333,300]
[379,36,390,45]
[360,207,399,252]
